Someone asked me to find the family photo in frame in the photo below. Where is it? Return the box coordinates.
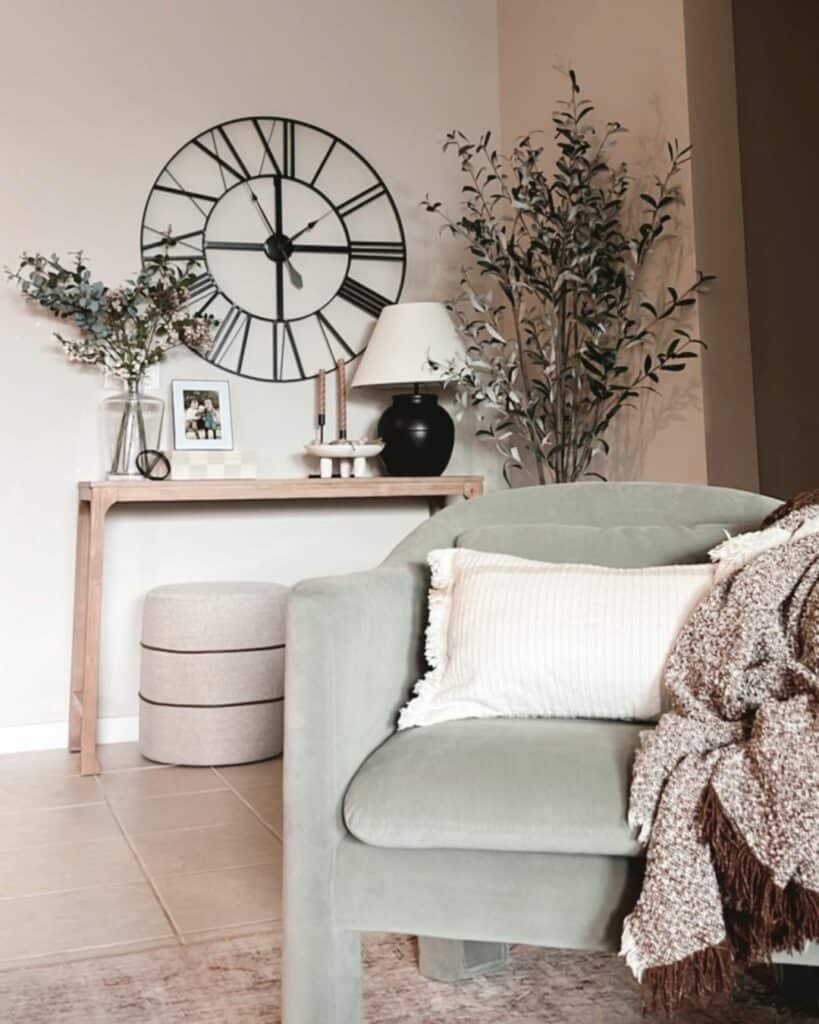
[171,379,234,451]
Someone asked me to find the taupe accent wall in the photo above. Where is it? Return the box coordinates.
[498,0,709,485]
[733,0,819,497]
[683,0,759,492]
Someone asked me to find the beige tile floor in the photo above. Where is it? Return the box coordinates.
[0,743,283,969]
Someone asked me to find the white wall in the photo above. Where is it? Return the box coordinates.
[0,0,501,741]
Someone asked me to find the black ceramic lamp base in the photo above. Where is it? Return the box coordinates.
[377,393,454,477]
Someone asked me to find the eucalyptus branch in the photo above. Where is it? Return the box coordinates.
[6,251,218,382]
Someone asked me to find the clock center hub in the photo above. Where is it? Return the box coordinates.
[204,174,351,321]
[263,232,294,263]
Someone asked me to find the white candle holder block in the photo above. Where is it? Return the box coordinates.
[304,441,384,479]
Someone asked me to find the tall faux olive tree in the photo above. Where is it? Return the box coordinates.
[425,70,713,484]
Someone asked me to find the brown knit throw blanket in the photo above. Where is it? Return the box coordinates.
[622,499,819,1015]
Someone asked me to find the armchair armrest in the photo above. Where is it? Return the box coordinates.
[283,563,427,845]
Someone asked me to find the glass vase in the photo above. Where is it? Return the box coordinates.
[102,378,165,479]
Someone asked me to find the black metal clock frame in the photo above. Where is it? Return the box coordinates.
[139,116,407,383]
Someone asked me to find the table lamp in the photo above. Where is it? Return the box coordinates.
[352,302,462,476]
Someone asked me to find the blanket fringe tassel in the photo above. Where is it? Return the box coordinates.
[641,939,735,1017]
[636,785,819,1016]
[699,784,819,961]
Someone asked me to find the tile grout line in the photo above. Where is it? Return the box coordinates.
[0,935,179,974]
[0,764,200,819]
[212,768,283,841]
[0,830,128,858]
[92,774,184,946]
[0,797,107,817]
[102,782,229,804]
[177,919,280,946]
[138,857,281,886]
[125,819,279,841]
[0,878,150,903]
[0,758,165,780]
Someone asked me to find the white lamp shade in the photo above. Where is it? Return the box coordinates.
[352,302,463,389]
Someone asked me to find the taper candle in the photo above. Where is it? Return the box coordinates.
[336,358,347,439]
[317,368,326,442]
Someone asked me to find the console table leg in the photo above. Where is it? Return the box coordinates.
[69,500,91,753]
[79,494,108,775]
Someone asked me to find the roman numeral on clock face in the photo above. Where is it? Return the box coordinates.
[316,311,355,359]
[210,305,248,365]
[184,272,219,314]
[271,322,307,381]
[192,125,250,186]
[142,228,204,253]
[310,138,336,186]
[193,140,247,184]
[350,240,405,262]
[336,184,386,219]
[337,277,390,318]
[282,121,296,177]
[154,184,219,206]
[284,323,306,378]
[253,118,281,175]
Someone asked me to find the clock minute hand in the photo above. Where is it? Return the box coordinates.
[244,183,277,236]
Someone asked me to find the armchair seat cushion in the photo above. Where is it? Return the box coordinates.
[343,718,646,857]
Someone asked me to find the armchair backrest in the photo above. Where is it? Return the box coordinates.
[385,482,780,568]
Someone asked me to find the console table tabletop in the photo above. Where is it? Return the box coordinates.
[70,475,484,774]
[78,475,484,505]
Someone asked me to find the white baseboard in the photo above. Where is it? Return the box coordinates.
[0,716,139,754]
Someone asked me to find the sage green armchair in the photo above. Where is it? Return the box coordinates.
[282,482,784,1023]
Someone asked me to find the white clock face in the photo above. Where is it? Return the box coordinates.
[140,118,406,382]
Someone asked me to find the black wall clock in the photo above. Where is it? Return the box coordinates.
[140,117,406,382]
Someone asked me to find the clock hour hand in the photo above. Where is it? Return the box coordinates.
[289,208,336,243]
[285,259,303,289]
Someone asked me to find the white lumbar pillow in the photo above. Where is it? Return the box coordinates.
[397,548,714,729]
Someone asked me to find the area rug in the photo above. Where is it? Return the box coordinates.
[0,930,811,1023]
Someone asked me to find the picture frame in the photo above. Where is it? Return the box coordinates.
[171,379,234,451]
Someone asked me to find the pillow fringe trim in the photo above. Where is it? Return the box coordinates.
[423,548,456,671]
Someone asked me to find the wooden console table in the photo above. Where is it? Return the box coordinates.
[70,476,483,774]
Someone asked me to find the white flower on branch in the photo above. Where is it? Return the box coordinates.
[6,251,218,384]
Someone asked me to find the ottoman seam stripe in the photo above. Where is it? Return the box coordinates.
[140,641,285,654]
[139,692,284,709]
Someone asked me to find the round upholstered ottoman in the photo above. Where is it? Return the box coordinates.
[139,581,288,766]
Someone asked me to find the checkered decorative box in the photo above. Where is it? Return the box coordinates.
[171,450,258,480]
